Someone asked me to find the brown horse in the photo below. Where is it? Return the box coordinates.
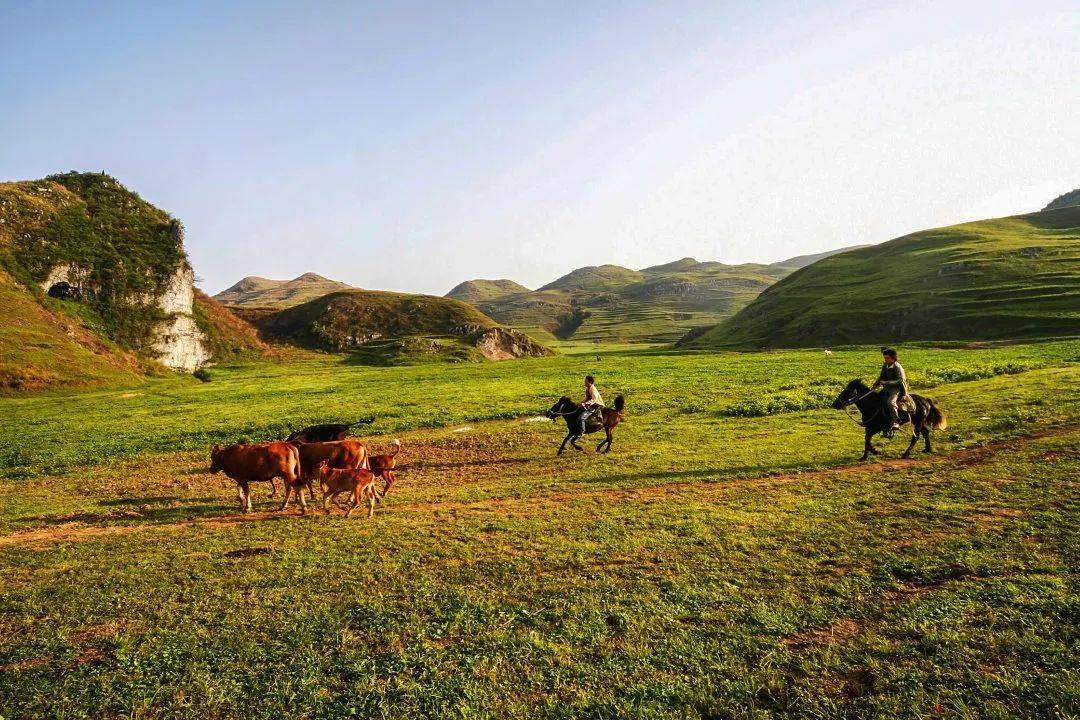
[546,395,625,454]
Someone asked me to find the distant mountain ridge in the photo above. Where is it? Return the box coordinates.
[214,272,354,308]
[446,246,865,343]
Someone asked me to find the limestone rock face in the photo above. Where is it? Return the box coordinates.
[151,267,210,371]
[470,327,554,361]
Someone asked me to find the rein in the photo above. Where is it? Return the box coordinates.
[841,386,881,427]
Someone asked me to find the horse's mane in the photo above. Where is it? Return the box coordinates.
[849,379,870,392]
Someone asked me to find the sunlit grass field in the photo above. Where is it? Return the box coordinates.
[1,341,1078,718]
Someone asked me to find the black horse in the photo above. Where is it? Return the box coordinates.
[546,395,625,455]
[832,380,947,461]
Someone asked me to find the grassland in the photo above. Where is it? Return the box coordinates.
[1,340,1077,718]
[687,206,1080,349]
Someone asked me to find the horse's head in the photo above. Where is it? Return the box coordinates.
[546,396,574,422]
[832,379,869,410]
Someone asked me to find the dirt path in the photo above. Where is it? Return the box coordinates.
[1,424,1075,549]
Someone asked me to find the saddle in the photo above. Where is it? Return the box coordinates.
[582,406,604,432]
[897,395,916,413]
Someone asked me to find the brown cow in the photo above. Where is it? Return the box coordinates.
[315,462,378,518]
[292,440,369,499]
[210,442,304,513]
[368,439,402,499]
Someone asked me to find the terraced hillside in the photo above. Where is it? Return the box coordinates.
[684,205,1080,348]
[247,289,552,364]
[214,272,354,308]
[451,249,861,343]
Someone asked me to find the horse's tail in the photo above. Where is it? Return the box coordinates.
[613,395,625,413]
[927,400,947,430]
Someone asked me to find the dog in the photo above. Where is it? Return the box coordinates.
[315,461,378,518]
[368,439,402,499]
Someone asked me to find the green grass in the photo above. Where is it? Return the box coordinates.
[1,341,1078,718]
[687,206,1080,349]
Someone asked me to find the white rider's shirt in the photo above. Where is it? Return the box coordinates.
[583,384,604,407]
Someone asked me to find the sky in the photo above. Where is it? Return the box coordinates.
[1,1,1078,295]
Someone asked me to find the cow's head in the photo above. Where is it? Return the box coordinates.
[209,444,223,473]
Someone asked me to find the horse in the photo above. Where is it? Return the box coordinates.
[832,380,947,461]
[546,395,625,454]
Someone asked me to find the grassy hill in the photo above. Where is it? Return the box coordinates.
[450,250,860,343]
[0,172,269,391]
[214,272,354,308]
[684,206,1080,348]
[445,278,531,304]
[248,289,552,364]
[1043,188,1080,211]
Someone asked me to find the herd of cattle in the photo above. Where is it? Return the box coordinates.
[208,420,399,517]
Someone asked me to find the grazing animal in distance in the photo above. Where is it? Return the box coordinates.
[209,442,304,513]
[292,440,369,499]
[287,417,375,444]
[368,439,402,498]
[824,349,834,356]
[546,394,626,455]
[315,461,378,517]
[832,379,947,461]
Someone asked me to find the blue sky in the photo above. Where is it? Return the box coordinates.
[2,1,1077,294]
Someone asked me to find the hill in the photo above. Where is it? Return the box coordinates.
[0,172,269,392]
[449,248,860,343]
[214,272,354,308]
[682,206,1080,348]
[445,279,532,304]
[1043,188,1080,211]
[248,289,552,364]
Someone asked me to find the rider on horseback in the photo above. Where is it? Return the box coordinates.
[872,347,908,435]
[577,375,605,438]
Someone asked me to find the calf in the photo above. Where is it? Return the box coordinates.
[209,442,304,513]
[293,440,369,500]
[368,439,402,499]
[315,462,377,518]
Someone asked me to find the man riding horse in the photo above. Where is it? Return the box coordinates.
[578,375,604,437]
[873,347,908,436]
[546,376,625,454]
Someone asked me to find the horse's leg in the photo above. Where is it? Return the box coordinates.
[598,427,613,453]
[558,432,571,455]
[902,424,920,459]
[922,426,932,453]
[861,429,873,461]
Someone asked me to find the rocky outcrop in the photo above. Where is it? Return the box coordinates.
[470,327,554,360]
[151,267,210,371]
[41,262,210,371]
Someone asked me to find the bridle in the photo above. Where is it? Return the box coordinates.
[839,385,881,426]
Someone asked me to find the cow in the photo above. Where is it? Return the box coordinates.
[209,442,304,513]
[315,462,378,518]
[292,440,369,500]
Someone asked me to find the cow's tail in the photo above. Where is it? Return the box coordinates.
[927,400,947,430]
[287,444,302,484]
